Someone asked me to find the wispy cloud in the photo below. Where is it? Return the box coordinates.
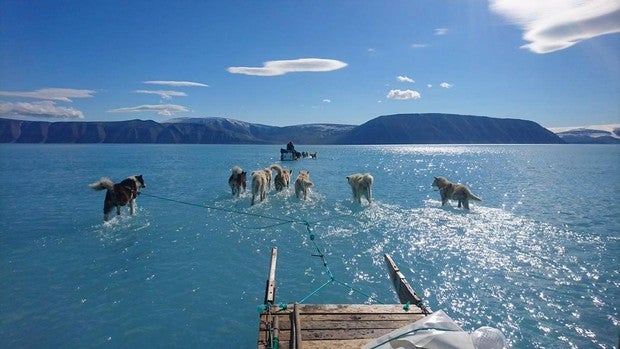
[143,81,209,87]
[411,44,427,48]
[397,75,415,83]
[322,99,331,103]
[440,82,453,88]
[489,0,620,53]
[134,90,187,100]
[108,104,188,116]
[0,88,95,102]
[0,101,85,119]
[227,58,348,76]
[434,28,449,35]
[387,89,421,100]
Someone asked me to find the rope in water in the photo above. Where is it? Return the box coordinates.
[139,192,384,305]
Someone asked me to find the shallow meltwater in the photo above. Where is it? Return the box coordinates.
[1,144,618,348]
[295,200,614,349]
[190,187,615,348]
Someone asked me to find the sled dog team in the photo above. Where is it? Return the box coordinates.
[90,169,481,221]
[232,164,372,206]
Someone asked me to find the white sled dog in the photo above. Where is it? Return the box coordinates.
[251,170,268,205]
[346,173,374,204]
[89,175,146,221]
[294,170,314,200]
[270,164,292,192]
[431,176,482,210]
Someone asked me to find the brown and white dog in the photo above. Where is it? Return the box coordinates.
[294,170,314,200]
[251,170,268,205]
[431,176,481,210]
[228,166,247,197]
[346,173,374,204]
[270,164,292,192]
[90,175,146,221]
[263,167,272,190]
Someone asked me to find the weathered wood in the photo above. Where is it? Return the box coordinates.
[294,303,303,349]
[258,249,432,348]
[264,247,278,305]
[304,339,372,349]
[258,303,426,347]
[292,304,423,314]
[384,253,429,314]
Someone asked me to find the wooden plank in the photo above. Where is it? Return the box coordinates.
[294,304,423,314]
[301,327,398,341]
[264,315,423,331]
[384,254,430,314]
[264,247,278,305]
[301,313,424,322]
[292,319,421,331]
[304,339,372,349]
[294,303,303,349]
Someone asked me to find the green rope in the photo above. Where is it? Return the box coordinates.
[142,192,391,306]
[140,192,300,224]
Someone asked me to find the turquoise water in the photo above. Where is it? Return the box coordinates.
[0,144,618,348]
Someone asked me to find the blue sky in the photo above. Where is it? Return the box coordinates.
[1,0,619,127]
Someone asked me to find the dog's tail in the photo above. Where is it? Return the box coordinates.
[270,164,284,175]
[89,177,114,191]
[364,173,374,185]
[468,190,482,202]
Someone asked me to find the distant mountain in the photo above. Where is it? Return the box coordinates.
[0,113,564,144]
[337,113,563,144]
[164,117,355,144]
[548,124,620,144]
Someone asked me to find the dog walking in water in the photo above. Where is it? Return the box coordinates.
[251,170,268,205]
[294,170,313,200]
[346,173,374,204]
[270,164,292,192]
[228,166,247,197]
[431,176,481,210]
[90,175,146,221]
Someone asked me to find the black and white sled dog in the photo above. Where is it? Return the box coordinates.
[90,175,146,221]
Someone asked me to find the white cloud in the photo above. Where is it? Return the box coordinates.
[427,84,433,88]
[108,104,188,116]
[397,75,415,83]
[134,90,187,100]
[0,88,96,102]
[322,99,331,103]
[227,58,348,76]
[489,0,620,53]
[440,82,453,88]
[434,28,449,35]
[387,89,421,100]
[143,81,209,87]
[411,44,428,48]
[0,101,85,119]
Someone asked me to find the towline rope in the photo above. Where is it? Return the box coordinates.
[139,192,384,305]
